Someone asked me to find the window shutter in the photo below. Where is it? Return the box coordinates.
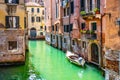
[64,25,65,32]
[24,17,26,28]
[80,0,85,11]
[16,16,19,28]
[97,0,100,10]
[5,0,8,3]
[6,16,9,28]
[67,25,69,32]
[92,23,97,31]
[45,26,46,30]
[70,24,73,32]
[56,26,58,31]
[16,0,19,4]
[81,23,85,29]
[90,0,92,11]
[52,25,54,31]
[70,1,74,14]
[32,17,34,23]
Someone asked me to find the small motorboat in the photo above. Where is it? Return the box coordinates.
[66,51,85,67]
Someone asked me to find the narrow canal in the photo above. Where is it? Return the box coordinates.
[0,41,104,80]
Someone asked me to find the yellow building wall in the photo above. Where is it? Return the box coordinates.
[26,5,45,36]
[26,6,45,29]
[0,1,26,30]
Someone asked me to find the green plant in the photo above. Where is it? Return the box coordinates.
[80,30,87,34]
[80,11,86,15]
[86,30,95,34]
[93,8,99,12]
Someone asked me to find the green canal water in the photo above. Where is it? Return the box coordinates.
[0,41,104,80]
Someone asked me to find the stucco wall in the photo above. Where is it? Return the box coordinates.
[0,0,26,29]
[0,30,25,63]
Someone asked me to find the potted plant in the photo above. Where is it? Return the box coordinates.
[80,11,86,16]
[80,30,87,34]
[94,8,100,14]
[86,30,95,34]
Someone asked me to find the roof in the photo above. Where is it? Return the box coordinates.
[25,2,41,7]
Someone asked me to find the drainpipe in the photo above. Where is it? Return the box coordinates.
[101,13,111,68]
[50,0,52,45]
[100,14,103,68]
[68,0,71,51]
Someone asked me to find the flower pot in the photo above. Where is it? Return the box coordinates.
[95,11,100,14]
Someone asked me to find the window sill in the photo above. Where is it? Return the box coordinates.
[62,16,69,18]
[6,28,21,30]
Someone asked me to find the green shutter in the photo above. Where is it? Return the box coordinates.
[6,16,9,28]
[16,16,19,28]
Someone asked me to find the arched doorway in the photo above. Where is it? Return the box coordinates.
[30,27,36,39]
[91,43,99,64]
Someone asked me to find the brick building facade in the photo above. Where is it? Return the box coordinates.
[44,0,120,79]
[0,0,27,64]
[103,0,120,79]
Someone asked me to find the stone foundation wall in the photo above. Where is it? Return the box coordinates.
[0,29,25,63]
[106,59,119,73]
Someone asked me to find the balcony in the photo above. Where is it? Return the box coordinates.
[5,0,19,5]
[81,30,97,40]
[80,6,100,19]
[5,0,19,14]
[39,1,44,7]
[61,0,69,8]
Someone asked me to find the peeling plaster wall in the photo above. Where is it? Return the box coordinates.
[0,30,25,63]
[105,0,120,50]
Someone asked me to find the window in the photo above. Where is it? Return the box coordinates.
[45,26,46,31]
[36,17,41,22]
[97,0,100,10]
[24,17,26,28]
[56,3,59,18]
[82,41,86,48]
[31,17,35,23]
[37,8,40,13]
[42,10,44,15]
[90,0,92,11]
[64,8,66,17]
[41,16,44,20]
[80,0,85,11]
[52,25,54,31]
[40,32,43,35]
[64,7,70,17]
[40,26,43,31]
[70,24,73,32]
[6,16,19,28]
[31,8,34,13]
[56,25,58,31]
[64,25,70,32]
[64,38,66,43]
[70,1,74,14]
[67,7,70,15]
[40,26,43,29]
[8,41,17,50]
[91,22,97,31]
[5,0,19,4]
[81,23,85,30]
[66,25,69,32]
[53,35,55,39]
[72,40,75,45]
